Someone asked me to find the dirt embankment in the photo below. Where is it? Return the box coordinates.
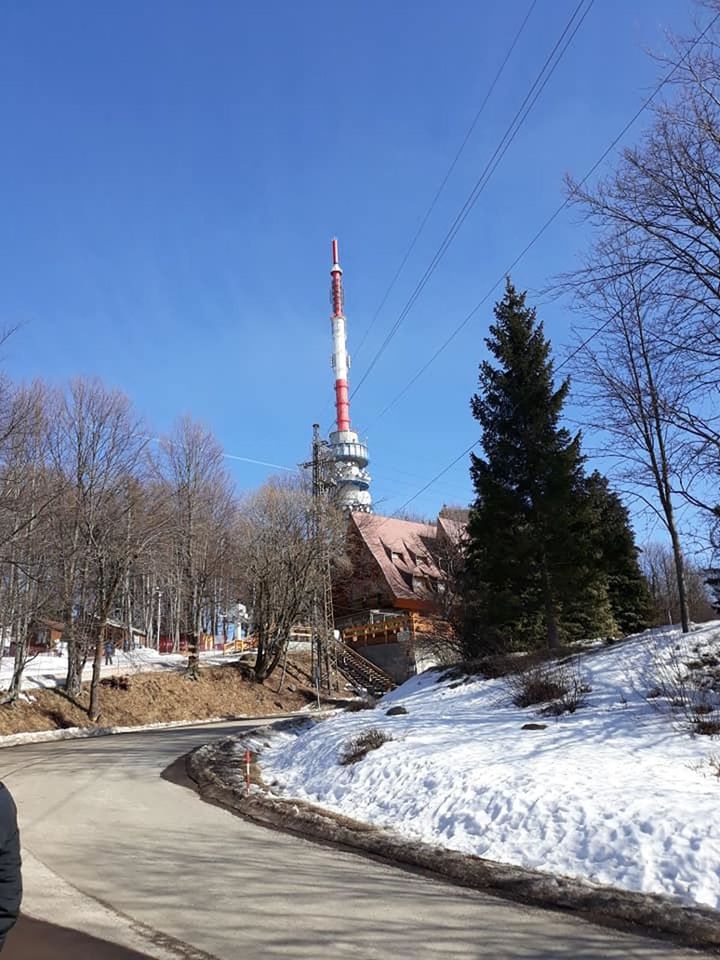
[0,658,318,736]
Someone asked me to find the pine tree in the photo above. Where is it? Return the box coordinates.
[584,471,650,635]
[461,280,615,656]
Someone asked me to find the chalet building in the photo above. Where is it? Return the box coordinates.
[104,619,148,651]
[26,617,65,655]
[334,512,465,682]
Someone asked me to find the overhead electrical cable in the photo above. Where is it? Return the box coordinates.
[351,0,539,361]
[323,0,539,436]
[373,442,479,533]
[380,247,698,528]
[366,8,720,427]
[349,0,594,404]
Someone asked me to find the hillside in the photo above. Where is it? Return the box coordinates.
[0,654,319,736]
[257,622,720,911]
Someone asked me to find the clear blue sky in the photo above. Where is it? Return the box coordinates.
[0,0,692,526]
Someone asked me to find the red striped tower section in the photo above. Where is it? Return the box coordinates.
[330,237,351,432]
[327,239,372,513]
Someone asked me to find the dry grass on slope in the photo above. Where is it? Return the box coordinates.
[0,660,317,736]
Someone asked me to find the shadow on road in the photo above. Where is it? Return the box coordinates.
[5,915,158,959]
[5,725,708,959]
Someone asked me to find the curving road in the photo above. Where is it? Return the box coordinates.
[0,722,712,959]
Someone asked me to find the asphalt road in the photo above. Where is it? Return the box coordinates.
[0,721,713,960]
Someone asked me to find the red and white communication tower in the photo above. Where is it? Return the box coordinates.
[326,238,372,512]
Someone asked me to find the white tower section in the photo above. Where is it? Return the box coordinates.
[327,238,372,513]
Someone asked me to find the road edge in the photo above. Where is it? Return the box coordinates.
[0,710,332,750]
[186,728,720,956]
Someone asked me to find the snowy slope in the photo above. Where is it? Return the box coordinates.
[261,622,720,910]
[0,646,245,691]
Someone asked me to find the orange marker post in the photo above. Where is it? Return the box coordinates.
[244,748,252,796]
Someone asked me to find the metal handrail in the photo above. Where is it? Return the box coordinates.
[331,636,395,692]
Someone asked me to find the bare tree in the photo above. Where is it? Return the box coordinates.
[0,382,58,700]
[566,6,720,527]
[46,379,149,709]
[239,477,343,683]
[0,376,247,710]
[642,541,715,626]
[156,418,235,680]
[86,474,167,721]
[567,249,693,632]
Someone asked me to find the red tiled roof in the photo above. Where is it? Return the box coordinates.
[437,514,466,547]
[350,513,445,604]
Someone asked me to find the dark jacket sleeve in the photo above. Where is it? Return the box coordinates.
[0,785,21,950]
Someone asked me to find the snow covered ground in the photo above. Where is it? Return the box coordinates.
[259,621,720,911]
[0,645,247,691]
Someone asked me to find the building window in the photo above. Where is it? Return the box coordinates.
[383,542,404,564]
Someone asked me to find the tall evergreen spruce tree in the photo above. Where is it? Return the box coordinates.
[583,471,650,635]
[462,280,616,656]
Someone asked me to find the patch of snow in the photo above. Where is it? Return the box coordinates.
[0,646,248,692]
[260,621,720,910]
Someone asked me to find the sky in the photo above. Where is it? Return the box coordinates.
[0,0,697,532]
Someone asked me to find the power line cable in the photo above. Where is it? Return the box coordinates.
[352,0,539,362]
[383,256,682,525]
[324,1,539,437]
[368,8,720,428]
[349,0,594,404]
[373,442,479,532]
[351,0,592,401]
[332,5,720,524]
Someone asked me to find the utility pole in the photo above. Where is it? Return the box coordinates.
[308,424,336,699]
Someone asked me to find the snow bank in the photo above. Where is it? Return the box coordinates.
[261,621,720,910]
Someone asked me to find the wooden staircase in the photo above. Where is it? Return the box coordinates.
[331,636,395,697]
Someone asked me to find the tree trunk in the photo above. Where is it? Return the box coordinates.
[185,587,200,680]
[7,597,34,702]
[88,625,105,721]
[254,632,269,683]
[66,626,84,699]
[7,636,28,703]
[186,626,199,680]
[540,557,559,651]
[173,592,180,654]
[667,522,690,633]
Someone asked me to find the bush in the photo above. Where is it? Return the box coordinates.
[506,661,590,715]
[644,638,720,736]
[339,728,393,765]
[343,697,376,712]
[441,652,539,681]
[695,719,720,736]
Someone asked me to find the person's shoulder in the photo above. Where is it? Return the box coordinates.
[0,784,17,821]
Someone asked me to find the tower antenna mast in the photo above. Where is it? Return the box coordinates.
[326,239,372,513]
